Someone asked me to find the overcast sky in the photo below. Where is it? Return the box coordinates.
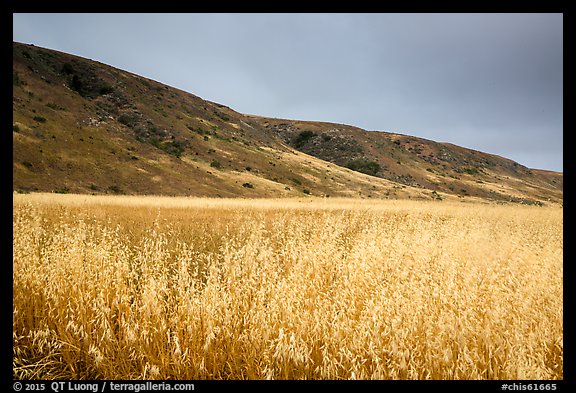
[13,13,563,171]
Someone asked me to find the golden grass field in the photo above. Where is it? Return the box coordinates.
[13,193,563,380]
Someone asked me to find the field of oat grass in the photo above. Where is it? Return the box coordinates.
[13,193,563,380]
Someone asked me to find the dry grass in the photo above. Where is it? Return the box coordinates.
[13,193,563,380]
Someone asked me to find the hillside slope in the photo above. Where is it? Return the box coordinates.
[12,42,562,204]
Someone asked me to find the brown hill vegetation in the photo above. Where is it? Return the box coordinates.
[13,42,562,205]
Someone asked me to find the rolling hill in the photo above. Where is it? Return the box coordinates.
[12,42,563,205]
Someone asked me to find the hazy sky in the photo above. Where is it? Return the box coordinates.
[13,13,563,171]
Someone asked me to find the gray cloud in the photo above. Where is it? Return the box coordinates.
[13,13,563,171]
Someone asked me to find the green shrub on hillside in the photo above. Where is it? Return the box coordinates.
[61,63,75,75]
[210,160,221,169]
[108,185,123,194]
[117,113,139,128]
[163,140,186,158]
[53,187,69,194]
[455,167,482,175]
[345,159,381,176]
[293,130,315,148]
[46,102,66,111]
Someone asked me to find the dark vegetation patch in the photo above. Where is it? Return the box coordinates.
[108,185,123,194]
[455,167,483,175]
[345,159,381,176]
[213,110,230,122]
[53,187,70,194]
[46,102,66,111]
[118,111,188,158]
[13,71,26,86]
[60,62,114,99]
[210,160,222,169]
[431,190,442,200]
[293,130,315,148]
